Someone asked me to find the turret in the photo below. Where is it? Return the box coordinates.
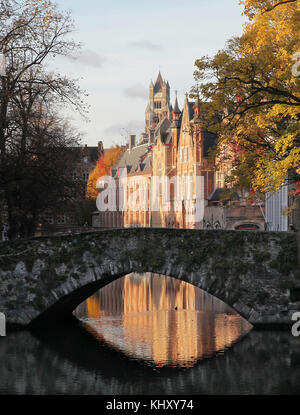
[192,93,201,124]
[172,91,181,123]
[171,92,181,165]
[149,80,154,104]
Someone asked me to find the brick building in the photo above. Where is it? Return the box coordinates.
[93,72,265,230]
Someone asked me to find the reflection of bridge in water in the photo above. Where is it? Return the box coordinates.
[1,325,300,394]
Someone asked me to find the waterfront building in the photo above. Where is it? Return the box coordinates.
[93,72,265,230]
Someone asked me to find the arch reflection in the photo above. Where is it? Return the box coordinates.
[74,273,252,368]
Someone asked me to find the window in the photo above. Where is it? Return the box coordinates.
[186,147,189,162]
[44,215,54,224]
[180,147,189,163]
[56,215,67,224]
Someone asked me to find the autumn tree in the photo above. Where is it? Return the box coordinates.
[86,145,124,199]
[192,0,300,202]
[0,0,87,239]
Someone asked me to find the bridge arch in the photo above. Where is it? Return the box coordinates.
[0,228,298,328]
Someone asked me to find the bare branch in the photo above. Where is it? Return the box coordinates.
[264,0,297,12]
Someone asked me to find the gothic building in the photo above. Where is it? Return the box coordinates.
[93,72,265,230]
[145,71,172,141]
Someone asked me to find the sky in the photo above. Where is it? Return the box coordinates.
[52,0,247,148]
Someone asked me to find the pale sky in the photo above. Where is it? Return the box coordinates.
[52,0,247,148]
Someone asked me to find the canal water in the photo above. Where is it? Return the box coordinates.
[0,272,300,395]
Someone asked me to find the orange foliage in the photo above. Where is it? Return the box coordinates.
[86,145,124,199]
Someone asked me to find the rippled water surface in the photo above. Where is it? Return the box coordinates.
[74,273,252,367]
[0,273,300,395]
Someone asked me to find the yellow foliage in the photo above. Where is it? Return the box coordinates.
[194,0,300,195]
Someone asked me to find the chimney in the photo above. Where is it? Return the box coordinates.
[129,135,136,152]
[98,140,104,156]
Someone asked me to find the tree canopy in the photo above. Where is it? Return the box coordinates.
[0,0,87,239]
[193,0,300,200]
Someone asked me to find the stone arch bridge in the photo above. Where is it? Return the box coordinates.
[0,229,299,328]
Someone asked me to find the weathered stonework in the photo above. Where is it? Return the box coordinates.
[0,229,299,328]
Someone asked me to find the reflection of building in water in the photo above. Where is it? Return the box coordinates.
[87,296,101,319]
[80,273,250,367]
[98,278,125,315]
[214,314,250,351]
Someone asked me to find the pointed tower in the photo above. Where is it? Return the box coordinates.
[192,93,201,123]
[191,93,203,165]
[171,92,181,166]
[171,92,181,125]
[145,71,171,137]
[149,80,154,106]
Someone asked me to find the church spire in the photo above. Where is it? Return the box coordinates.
[146,71,171,135]
[171,91,181,126]
[156,70,163,84]
[173,91,180,114]
[154,71,164,92]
